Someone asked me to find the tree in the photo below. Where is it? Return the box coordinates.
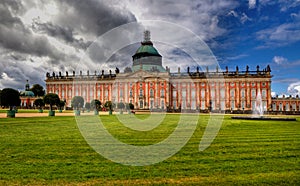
[58,100,66,110]
[117,102,125,110]
[43,93,60,111]
[33,98,45,109]
[30,84,45,97]
[90,99,101,110]
[104,101,115,111]
[0,88,21,110]
[129,103,134,110]
[85,102,91,110]
[71,96,84,110]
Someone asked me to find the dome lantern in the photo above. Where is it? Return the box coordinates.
[132,31,165,72]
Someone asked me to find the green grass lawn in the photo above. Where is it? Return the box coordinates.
[0,115,299,185]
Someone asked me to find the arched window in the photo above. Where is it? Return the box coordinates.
[286,103,289,111]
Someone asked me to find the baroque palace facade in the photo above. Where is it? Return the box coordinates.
[45,31,300,112]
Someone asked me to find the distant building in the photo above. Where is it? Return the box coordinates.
[271,95,300,113]
[45,31,299,113]
[20,80,37,108]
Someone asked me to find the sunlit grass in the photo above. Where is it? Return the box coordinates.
[0,115,299,185]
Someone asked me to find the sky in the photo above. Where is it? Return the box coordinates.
[0,0,299,97]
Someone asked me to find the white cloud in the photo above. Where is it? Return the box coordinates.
[287,81,300,96]
[241,13,252,24]
[227,10,238,17]
[271,91,277,97]
[123,0,238,41]
[273,56,288,64]
[256,22,300,48]
[249,0,256,9]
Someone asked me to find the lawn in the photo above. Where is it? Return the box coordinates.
[0,114,299,185]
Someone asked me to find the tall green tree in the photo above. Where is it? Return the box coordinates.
[30,84,45,97]
[33,98,45,109]
[90,99,101,110]
[0,88,21,110]
[71,96,84,110]
[43,93,60,111]
[104,101,115,111]
[58,100,66,110]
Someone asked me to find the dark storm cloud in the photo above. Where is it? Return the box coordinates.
[56,0,136,36]
[0,2,65,62]
[32,20,91,49]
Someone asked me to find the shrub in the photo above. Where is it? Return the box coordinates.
[44,93,60,111]
[0,88,21,110]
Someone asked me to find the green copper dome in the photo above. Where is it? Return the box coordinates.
[20,90,35,97]
[134,43,161,56]
[133,41,162,60]
[20,80,35,97]
[132,31,165,72]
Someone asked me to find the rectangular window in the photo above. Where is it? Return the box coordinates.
[221,101,225,110]
[241,89,245,98]
[173,100,176,109]
[182,90,187,98]
[201,89,205,98]
[286,103,289,111]
[150,89,154,97]
[241,101,245,109]
[231,100,235,110]
[211,100,215,110]
[211,90,215,99]
[292,103,296,111]
[90,90,93,97]
[251,89,256,98]
[172,90,176,98]
[150,100,154,109]
[191,101,196,110]
[139,89,143,96]
[220,89,225,99]
[201,101,205,110]
[160,89,165,97]
[191,90,196,99]
[262,89,266,98]
[230,89,235,97]
[252,101,256,110]
[120,89,123,97]
[279,103,283,111]
[182,100,186,109]
[272,103,276,111]
[263,101,267,111]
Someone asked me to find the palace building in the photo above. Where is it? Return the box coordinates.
[45,31,300,113]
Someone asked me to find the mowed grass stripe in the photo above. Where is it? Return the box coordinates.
[0,115,299,185]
